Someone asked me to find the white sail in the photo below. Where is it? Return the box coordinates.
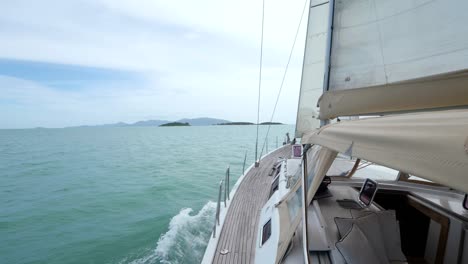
[318,0,468,119]
[295,0,331,138]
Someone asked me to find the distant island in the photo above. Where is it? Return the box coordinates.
[260,122,283,125]
[62,118,285,129]
[176,118,230,126]
[217,121,283,126]
[217,122,254,125]
[159,122,190,127]
[68,117,230,128]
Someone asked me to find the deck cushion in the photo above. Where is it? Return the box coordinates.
[336,224,388,264]
[334,217,353,239]
[335,213,389,263]
[376,210,406,261]
[335,210,406,262]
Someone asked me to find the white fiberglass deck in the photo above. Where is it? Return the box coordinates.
[212,146,290,264]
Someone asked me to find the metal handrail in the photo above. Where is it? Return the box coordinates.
[242,150,247,175]
[213,180,223,238]
[225,166,230,202]
[224,176,227,208]
[212,164,233,238]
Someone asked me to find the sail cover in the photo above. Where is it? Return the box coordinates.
[301,109,468,193]
[295,0,331,138]
[319,0,468,119]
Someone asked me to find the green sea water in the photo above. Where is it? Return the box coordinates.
[0,125,293,264]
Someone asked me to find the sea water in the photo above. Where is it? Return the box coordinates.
[0,125,293,264]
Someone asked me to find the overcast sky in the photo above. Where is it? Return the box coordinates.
[0,0,308,128]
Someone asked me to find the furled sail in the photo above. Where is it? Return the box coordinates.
[320,0,468,119]
[301,109,468,193]
[295,0,331,138]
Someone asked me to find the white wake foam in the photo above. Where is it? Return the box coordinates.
[128,201,216,264]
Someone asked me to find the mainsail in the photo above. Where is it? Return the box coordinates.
[296,0,468,134]
[295,0,331,138]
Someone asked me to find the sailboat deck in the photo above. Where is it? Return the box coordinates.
[212,146,290,264]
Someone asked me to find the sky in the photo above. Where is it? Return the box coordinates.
[0,0,309,128]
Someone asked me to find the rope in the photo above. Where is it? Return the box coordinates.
[255,0,266,163]
[259,0,309,158]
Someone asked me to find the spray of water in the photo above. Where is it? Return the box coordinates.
[126,201,216,264]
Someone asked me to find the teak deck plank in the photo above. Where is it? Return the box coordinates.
[212,146,290,264]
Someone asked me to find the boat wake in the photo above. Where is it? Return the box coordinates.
[129,201,216,264]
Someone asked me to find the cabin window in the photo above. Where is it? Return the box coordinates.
[261,219,272,245]
[327,155,399,181]
[408,175,434,183]
[326,153,356,176]
[269,175,280,198]
[286,187,302,220]
[288,164,302,188]
[398,174,439,186]
[463,194,468,210]
[352,161,398,181]
[275,163,282,176]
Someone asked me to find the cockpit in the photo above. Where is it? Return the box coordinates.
[256,145,468,264]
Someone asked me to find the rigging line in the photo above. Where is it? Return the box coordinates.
[255,0,266,163]
[259,0,309,158]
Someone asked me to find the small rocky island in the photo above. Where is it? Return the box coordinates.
[217,122,283,126]
[159,122,190,127]
[217,122,254,125]
[260,122,283,125]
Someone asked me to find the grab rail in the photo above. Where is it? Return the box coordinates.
[213,180,223,238]
[213,148,246,237]
[212,165,232,238]
[242,150,247,175]
[225,166,230,203]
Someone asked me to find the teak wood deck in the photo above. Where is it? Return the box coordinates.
[212,146,291,264]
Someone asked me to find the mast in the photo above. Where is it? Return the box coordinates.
[298,1,335,263]
[321,0,335,127]
[322,0,334,94]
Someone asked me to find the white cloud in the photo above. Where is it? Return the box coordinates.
[0,0,309,128]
